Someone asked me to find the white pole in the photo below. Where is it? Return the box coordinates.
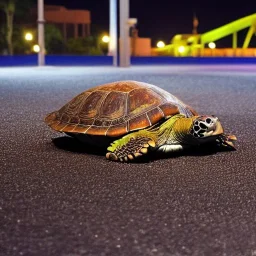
[37,0,45,66]
[109,0,118,66]
[119,0,130,67]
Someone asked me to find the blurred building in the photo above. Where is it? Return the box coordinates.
[130,26,151,56]
[44,5,91,41]
[43,5,151,56]
[25,5,151,56]
[27,5,91,42]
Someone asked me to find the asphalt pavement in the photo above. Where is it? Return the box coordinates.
[1,65,256,256]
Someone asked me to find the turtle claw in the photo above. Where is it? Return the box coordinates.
[134,152,143,158]
[128,154,134,160]
[140,148,148,154]
[106,152,118,161]
[148,140,156,147]
[216,133,237,150]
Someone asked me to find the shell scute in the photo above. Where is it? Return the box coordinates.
[79,91,104,118]
[129,114,151,131]
[85,126,109,136]
[159,103,180,117]
[89,81,139,92]
[79,118,94,126]
[100,91,127,118]
[61,124,77,132]
[93,119,112,127]
[51,122,67,131]
[128,88,162,116]
[146,107,165,124]
[106,123,128,137]
[69,116,80,124]
[60,92,88,116]
[61,113,70,123]
[111,117,127,126]
[72,125,90,133]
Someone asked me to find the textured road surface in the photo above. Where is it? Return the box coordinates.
[1,65,256,256]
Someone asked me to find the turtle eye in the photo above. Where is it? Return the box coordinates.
[206,118,212,124]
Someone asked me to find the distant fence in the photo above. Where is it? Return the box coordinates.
[0,55,113,66]
[200,48,256,57]
[152,47,256,57]
[0,55,256,67]
[131,56,256,65]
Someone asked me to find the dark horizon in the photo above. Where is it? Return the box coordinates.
[33,0,256,47]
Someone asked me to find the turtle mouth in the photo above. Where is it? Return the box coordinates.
[198,119,224,140]
[210,120,224,136]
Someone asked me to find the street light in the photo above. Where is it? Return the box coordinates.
[157,41,165,48]
[102,35,110,43]
[101,35,110,55]
[208,42,216,57]
[208,42,216,49]
[33,44,40,53]
[178,46,185,53]
[25,32,33,41]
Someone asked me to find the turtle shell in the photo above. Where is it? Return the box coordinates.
[45,81,198,137]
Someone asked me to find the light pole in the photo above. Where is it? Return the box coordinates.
[37,0,45,66]
[109,0,118,66]
[119,0,130,67]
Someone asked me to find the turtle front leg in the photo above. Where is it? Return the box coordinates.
[106,130,157,162]
[216,133,237,150]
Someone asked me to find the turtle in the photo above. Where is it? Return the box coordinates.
[45,80,236,162]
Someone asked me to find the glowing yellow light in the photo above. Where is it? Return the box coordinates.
[102,35,110,43]
[157,41,165,48]
[208,42,216,49]
[25,32,33,41]
[33,44,40,53]
[178,46,185,53]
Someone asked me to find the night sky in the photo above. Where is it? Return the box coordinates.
[44,0,256,47]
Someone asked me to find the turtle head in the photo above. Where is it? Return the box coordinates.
[190,116,223,140]
[189,115,236,149]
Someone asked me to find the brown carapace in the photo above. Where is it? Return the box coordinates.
[45,80,197,137]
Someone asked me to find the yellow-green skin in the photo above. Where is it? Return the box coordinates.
[106,114,199,161]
